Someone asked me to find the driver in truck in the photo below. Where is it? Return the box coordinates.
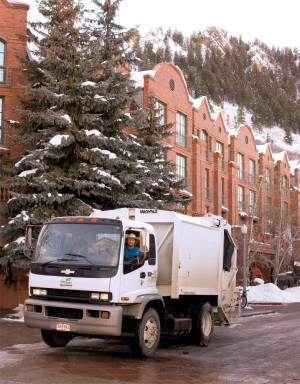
[124,233,140,262]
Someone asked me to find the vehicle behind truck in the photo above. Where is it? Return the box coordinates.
[24,208,240,357]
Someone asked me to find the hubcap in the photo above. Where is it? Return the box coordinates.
[143,317,158,349]
[202,312,212,336]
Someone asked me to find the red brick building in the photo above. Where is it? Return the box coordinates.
[0,0,29,218]
[132,62,300,284]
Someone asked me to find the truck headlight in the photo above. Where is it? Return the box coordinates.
[32,288,47,296]
[90,292,110,301]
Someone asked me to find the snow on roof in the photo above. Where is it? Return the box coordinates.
[290,160,300,176]
[7,0,31,7]
[256,143,270,154]
[131,66,161,88]
[229,125,243,137]
[192,96,206,109]
[273,151,289,166]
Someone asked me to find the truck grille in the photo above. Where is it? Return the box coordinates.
[47,306,83,320]
[47,289,90,302]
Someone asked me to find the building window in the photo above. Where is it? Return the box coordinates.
[0,97,3,143]
[0,155,2,179]
[176,154,186,184]
[176,112,187,147]
[284,202,288,223]
[170,79,175,91]
[216,141,225,171]
[205,168,210,200]
[249,190,256,215]
[200,129,208,143]
[0,40,6,83]
[267,197,272,221]
[238,185,245,212]
[249,159,255,185]
[176,201,188,211]
[282,175,288,197]
[155,100,166,125]
[221,177,227,207]
[266,168,271,191]
[205,206,209,214]
[238,153,245,180]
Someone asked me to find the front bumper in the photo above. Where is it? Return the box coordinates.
[24,298,123,336]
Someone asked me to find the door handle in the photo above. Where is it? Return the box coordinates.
[140,272,146,278]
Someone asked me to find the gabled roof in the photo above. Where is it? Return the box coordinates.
[256,143,274,161]
[273,151,290,166]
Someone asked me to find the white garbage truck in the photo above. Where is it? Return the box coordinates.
[24,208,240,357]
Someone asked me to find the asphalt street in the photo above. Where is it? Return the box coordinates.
[0,303,299,384]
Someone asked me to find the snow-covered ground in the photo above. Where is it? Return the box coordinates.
[1,284,300,322]
[246,283,300,304]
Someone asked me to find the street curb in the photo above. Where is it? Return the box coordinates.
[241,310,277,317]
[248,302,284,306]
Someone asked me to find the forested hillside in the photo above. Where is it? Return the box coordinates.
[132,27,300,144]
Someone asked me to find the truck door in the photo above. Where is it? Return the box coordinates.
[117,231,157,301]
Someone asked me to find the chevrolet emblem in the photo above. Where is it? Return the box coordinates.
[61,269,75,275]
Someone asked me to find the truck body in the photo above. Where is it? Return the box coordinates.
[24,208,240,357]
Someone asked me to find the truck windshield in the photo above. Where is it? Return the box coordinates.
[33,223,122,267]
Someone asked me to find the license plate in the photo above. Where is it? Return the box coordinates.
[56,322,70,331]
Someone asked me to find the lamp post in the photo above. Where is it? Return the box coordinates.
[241,224,248,307]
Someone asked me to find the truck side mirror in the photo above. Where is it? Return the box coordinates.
[139,231,149,253]
[24,226,34,258]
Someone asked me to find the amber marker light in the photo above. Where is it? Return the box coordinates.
[26,304,34,312]
[65,218,72,222]
[121,297,130,301]
[77,218,85,222]
[101,311,110,319]
[90,218,98,223]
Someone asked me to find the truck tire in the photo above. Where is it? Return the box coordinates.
[241,293,248,308]
[192,302,214,347]
[130,308,160,358]
[41,329,73,347]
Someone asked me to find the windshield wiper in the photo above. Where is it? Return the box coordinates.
[64,253,97,267]
[40,258,71,267]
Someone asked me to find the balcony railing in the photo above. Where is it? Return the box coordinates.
[205,187,213,202]
[175,133,192,150]
[221,158,228,173]
[238,169,247,182]
[176,176,192,193]
[205,148,213,164]
[0,66,12,87]
[222,195,228,208]
[249,173,257,186]
[238,201,249,214]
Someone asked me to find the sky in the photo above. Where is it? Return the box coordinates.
[24,0,300,50]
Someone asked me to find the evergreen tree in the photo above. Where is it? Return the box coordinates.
[0,0,157,266]
[237,104,246,124]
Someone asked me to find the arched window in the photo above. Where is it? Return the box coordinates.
[200,129,208,144]
[0,40,6,83]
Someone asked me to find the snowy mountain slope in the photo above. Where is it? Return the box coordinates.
[211,101,300,160]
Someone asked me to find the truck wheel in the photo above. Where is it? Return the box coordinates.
[41,329,72,347]
[241,293,248,308]
[193,302,214,347]
[130,308,160,358]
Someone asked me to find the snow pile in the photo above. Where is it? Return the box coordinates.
[247,283,300,304]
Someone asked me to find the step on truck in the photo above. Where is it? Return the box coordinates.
[24,208,240,357]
